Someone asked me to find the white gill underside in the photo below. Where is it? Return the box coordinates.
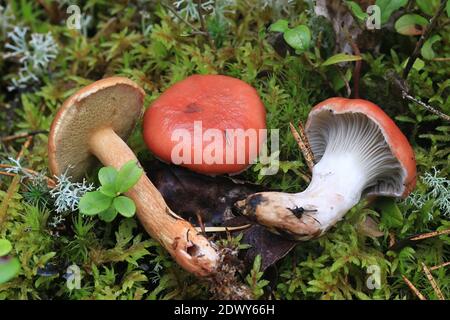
[307,111,404,197]
[289,112,405,232]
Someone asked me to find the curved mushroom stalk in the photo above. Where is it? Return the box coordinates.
[48,78,218,276]
[90,127,218,275]
[236,153,367,240]
[237,98,416,241]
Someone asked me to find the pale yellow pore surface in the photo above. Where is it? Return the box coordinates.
[49,83,143,180]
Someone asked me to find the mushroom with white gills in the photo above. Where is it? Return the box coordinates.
[236,98,416,240]
[48,77,218,276]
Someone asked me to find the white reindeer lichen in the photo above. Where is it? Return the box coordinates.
[4,26,59,90]
[2,157,34,181]
[173,0,214,21]
[405,167,450,220]
[261,0,295,15]
[49,171,94,213]
[172,0,234,21]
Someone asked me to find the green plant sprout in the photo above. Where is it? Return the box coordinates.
[0,0,449,300]
[245,254,270,299]
[269,19,311,53]
[0,239,21,284]
[78,160,143,222]
[346,0,449,61]
[268,19,361,67]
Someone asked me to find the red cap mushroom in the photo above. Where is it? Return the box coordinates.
[236,98,416,240]
[143,74,266,175]
[48,77,218,276]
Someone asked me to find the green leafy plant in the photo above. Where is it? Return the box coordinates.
[78,160,143,222]
[245,255,270,299]
[0,0,449,300]
[0,239,21,284]
[394,14,429,36]
[269,19,311,53]
[0,239,12,256]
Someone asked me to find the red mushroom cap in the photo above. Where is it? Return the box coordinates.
[306,97,416,197]
[143,75,266,175]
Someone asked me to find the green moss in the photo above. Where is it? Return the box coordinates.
[0,0,449,300]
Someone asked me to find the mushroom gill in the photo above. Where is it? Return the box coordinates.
[235,100,415,241]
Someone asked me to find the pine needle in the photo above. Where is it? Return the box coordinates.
[410,228,450,241]
[402,275,427,300]
[421,262,445,300]
[289,122,315,172]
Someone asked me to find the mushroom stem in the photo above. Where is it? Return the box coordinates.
[237,152,366,240]
[89,127,218,276]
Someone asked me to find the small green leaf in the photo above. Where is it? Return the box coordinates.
[447,0,450,17]
[113,196,136,218]
[322,53,362,66]
[330,68,352,92]
[99,184,117,197]
[269,19,289,33]
[0,257,21,284]
[115,160,144,194]
[253,254,262,271]
[98,166,118,187]
[345,1,368,21]
[378,198,404,228]
[376,0,408,24]
[402,57,425,71]
[283,25,311,52]
[421,35,441,60]
[394,14,428,36]
[416,0,440,16]
[99,207,118,222]
[395,115,416,123]
[79,191,113,216]
[0,239,12,256]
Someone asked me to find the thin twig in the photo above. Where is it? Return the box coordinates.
[196,224,252,233]
[402,275,427,300]
[410,228,450,241]
[343,28,361,99]
[430,261,450,271]
[196,212,206,235]
[289,122,315,172]
[403,0,447,79]
[432,57,450,62]
[402,91,450,122]
[336,66,352,98]
[421,262,445,300]
[1,130,47,143]
[16,136,33,161]
[0,172,16,178]
[196,0,216,50]
[0,164,56,188]
[0,138,33,228]
[161,2,207,35]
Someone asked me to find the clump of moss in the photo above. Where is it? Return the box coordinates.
[0,0,449,300]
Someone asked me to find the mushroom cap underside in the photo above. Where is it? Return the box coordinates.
[305,97,416,198]
[48,77,145,180]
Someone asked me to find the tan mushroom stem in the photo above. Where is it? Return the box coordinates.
[89,127,218,276]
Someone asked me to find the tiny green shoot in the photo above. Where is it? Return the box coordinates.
[0,239,21,284]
